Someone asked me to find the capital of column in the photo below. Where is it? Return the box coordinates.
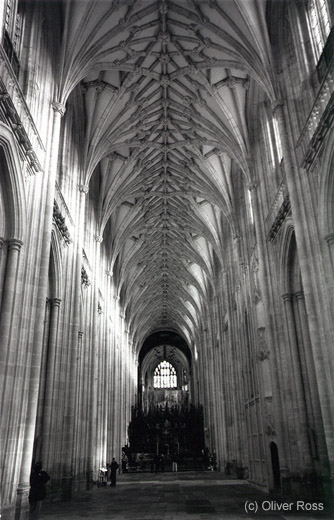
[271,99,284,116]
[78,184,89,194]
[6,238,23,252]
[324,233,334,247]
[294,290,304,301]
[282,293,293,303]
[51,101,66,117]
[50,297,62,307]
[94,234,103,243]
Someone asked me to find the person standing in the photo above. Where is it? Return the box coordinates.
[109,458,119,487]
[172,454,178,472]
[29,462,50,519]
[160,453,165,472]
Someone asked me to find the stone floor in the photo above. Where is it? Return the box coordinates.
[39,472,333,520]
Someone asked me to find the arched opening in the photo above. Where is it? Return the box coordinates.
[319,136,334,274]
[0,124,26,408]
[33,239,62,471]
[280,226,322,482]
[126,332,204,471]
[270,442,281,491]
[140,344,190,411]
[0,123,26,241]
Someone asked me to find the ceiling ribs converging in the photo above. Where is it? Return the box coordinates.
[61,0,274,346]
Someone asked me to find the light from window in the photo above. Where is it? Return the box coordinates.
[153,360,177,389]
[273,117,283,162]
[266,119,275,165]
[308,0,331,60]
[5,0,13,32]
[248,190,254,224]
[266,115,283,166]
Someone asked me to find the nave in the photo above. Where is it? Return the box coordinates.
[1,0,334,518]
[36,472,333,520]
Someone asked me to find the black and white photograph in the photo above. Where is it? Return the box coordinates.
[0,0,333,518]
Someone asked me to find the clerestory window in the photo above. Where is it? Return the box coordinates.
[4,0,24,76]
[308,0,331,61]
[153,360,177,389]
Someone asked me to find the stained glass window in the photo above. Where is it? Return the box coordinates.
[153,360,177,389]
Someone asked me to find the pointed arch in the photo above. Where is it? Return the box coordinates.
[319,129,334,241]
[0,122,26,241]
[279,219,298,294]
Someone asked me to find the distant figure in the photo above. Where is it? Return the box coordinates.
[122,452,128,473]
[202,447,210,470]
[154,453,160,472]
[29,462,50,519]
[172,454,178,472]
[98,465,108,486]
[109,458,119,487]
[160,453,165,472]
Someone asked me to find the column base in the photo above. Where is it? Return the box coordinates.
[14,483,30,520]
[86,470,94,490]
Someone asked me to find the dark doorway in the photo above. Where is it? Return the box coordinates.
[270,442,281,491]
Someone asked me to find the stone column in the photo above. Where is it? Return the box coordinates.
[293,291,314,426]
[112,297,121,458]
[70,184,93,492]
[15,101,65,520]
[73,329,84,490]
[213,290,224,474]
[119,312,125,457]
[124,331,131,433]
[294,292,330,476]
[40,298,61,467]
[0,239,23,513]
[282,294,313,472]
[249,181,291,475]
[105,272,113,461]
[0,238,23,379]
[109,296,116,458]
[217,283,228,471]
[102,327,108,466]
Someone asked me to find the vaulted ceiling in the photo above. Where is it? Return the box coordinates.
[58,0,276,347]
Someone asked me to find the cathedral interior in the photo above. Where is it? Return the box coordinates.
[0,0,333,518]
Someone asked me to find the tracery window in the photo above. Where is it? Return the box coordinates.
[153,360,177,389]
[261,107,283,194]
[273,117,283,162]
[265,113,283,168]
[4,0,23,76]
[308,0,331,60]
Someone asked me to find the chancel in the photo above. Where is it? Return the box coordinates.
[0,0,333,518]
